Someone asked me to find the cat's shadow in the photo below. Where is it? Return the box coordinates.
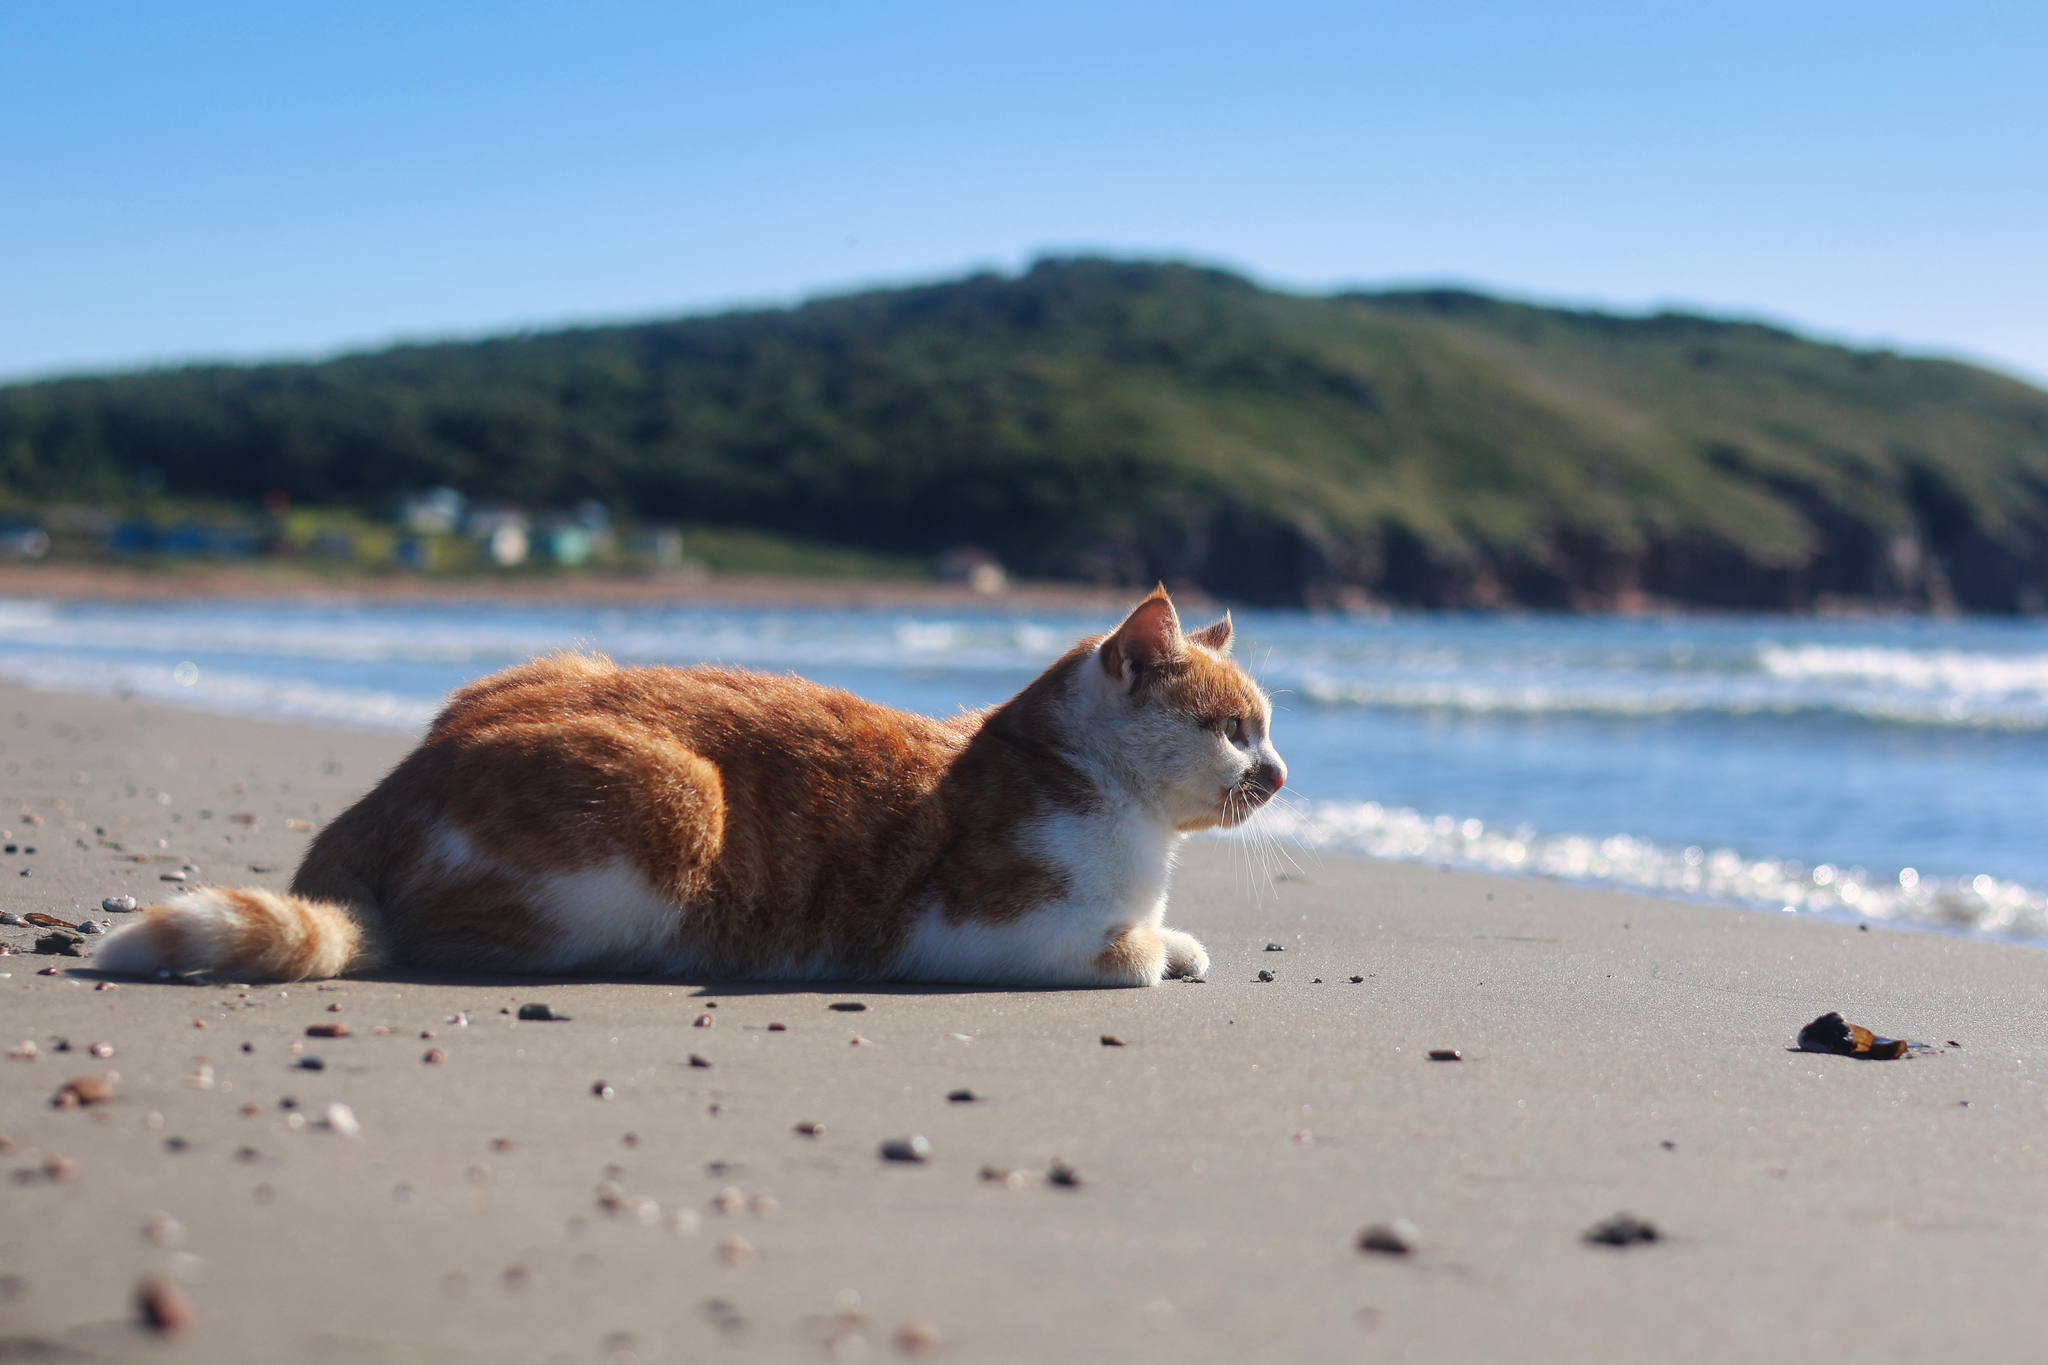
[62,965,1056,997]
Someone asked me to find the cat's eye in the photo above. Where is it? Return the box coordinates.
[1225,716,1245,742]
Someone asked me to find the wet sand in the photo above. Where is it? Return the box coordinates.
[2,682,2046,1363]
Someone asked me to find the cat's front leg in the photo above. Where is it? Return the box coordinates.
[1158,927,1209,980]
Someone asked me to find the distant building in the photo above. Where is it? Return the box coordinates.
[935,545,1007,595]
[398,487,466,535]
[465,505,531,567]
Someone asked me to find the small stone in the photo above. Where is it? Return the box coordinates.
[8,1040,35,1059]
[322,1103,361,1137]
[160,872,188,883]
[517,1003,565,1021]
[76,920,102,935]
[95,982,119,992]
[137,1277,197,1334]
[89,1042,113,1058]
[713,1185,746,1215]
[830,1001,867,1012]
[1583,1213,1661,1248]
[53,1075,115,1107]
[1255,970,1274,982]
[1047,1159,1081,1188]
[1100,1035,1125,1047]
[325,1002,341,1012]
[716,1237,754,1267]
[296,1056,325,1071]
[687,1053,712,1068]
[1350,975,1365,983]
[305,1023,349,1038]
[1357,1221,1417,1256]
[1947,1040,1963,1048]
[795,1121,823,1137]
[849,1036,870,1046]
[895,1321,944,1357]
[104,895,137,912]
[0,911,20,926]
[36,965,58,976]
[1427,1049,1463,1062]
[423,1048,446,1064]
[694,1014,715,1027]
[1265,943,1285,951]
[767,1023,787,1031]
[880,1135,931,1163]
[593,1081,614,1099]
[947,1089,977,1103]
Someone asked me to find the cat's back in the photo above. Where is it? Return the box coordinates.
[426,652,973,777]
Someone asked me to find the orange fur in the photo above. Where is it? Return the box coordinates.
[96,589,1285,986]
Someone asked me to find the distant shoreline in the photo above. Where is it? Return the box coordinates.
[0,561,1166,613]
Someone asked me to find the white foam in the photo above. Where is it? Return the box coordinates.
[1227,800,2048,942]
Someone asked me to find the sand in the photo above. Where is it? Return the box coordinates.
[2,681,2046,1363]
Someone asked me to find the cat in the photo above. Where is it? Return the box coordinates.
[95,586,1286,987]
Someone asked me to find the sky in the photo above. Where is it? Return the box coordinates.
[4,1,2045,384]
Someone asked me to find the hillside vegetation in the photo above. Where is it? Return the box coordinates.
[5,258,2046,610]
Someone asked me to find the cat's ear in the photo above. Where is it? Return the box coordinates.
[1101,585,1182,688]
[1189,612,1233,655]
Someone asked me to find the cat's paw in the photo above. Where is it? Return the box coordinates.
[1158,928,1209,981]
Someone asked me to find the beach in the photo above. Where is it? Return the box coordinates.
[1,682,2045,1362]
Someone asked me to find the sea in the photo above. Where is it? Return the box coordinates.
[0,596,2041,943]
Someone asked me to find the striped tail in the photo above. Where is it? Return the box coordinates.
[93,886,375,982]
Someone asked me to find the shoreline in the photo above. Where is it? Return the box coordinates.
[3,686,2048,1361]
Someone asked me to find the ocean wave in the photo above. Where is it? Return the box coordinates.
[0,653,435,732]
[1293,672,2048,729]
[1232,800,2048,940]
[1758,644,2048,696]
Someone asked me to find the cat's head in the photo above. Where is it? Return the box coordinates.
[1079,586,1286,830]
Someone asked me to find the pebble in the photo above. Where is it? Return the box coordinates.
[296,1056,325,1071]
[76,921,102,935]
[1265,943,1285,951]
[1350,976,1365,983]
[89,1042,113,1058]
[1100,1035,1125,1047]
[895,1322,944,1357]
[517,1003,566,1021]
[880,1135,932,1163]
[1357,1221,1417,1256]
[305,1023,349,1038]
[95,982,118,992]
[689,1054,712,1068]
[160,872,187,883]
[52,1075,115,1108]
[715,1237,755,1267]
[1583,1213,1661,1248]
[830,1001,867,1012]
[323,1103,362,1138]
[1047,1160,1081,1188]
[0,912,20,926]
[8,1041,35,1060]
[422,1048,446,1064]
[103,896,137,913]
[767,1023,787,1032]
[795,1122,824,1137]
[44,1156,80,1182]
[849,1036,870,1046]
[946,1089,977,1103]
[593,1081,615,1100]
[1256,970,1274,982]
[137,1277,197,1334]
[694,1014,715,1027]
[1427,1049,1463,1062]
[713,1186,746,1215]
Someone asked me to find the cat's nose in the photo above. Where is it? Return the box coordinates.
[1257,758,1286,793]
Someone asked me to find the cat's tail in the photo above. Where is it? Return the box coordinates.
[93,886,378,982]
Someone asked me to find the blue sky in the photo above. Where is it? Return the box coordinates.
[5,1,2044,383]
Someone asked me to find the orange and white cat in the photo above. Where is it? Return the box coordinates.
[97,587,1285,987]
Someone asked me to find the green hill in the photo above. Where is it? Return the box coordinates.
[5,258,2046,610]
